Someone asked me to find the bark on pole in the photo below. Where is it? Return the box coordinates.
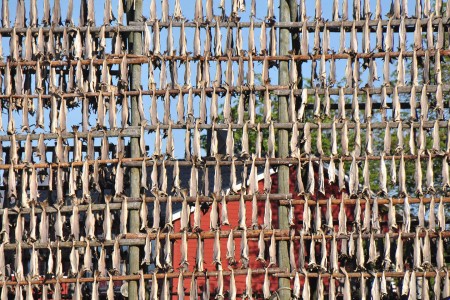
[278,0,296,298]
[126,0,142,298]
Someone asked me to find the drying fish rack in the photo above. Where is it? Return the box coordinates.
[0,0,449,299]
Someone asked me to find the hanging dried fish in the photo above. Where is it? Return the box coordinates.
[139,194,148,231]
[189,195,200,231]
[414,151,423,195]
[81,202,95,241]
[142,232,151,266]
[55,241,67,277]
[349,152,359,196]
[338,196,347,235]
[407,271,417,300]
[298,230,306,269]
[256,228,266,263]
[411,228,422,271]
[437,232,445,270]
[443,156,450,189]
[301,269,310,299]
[433,120,441,153]
[196,235,204,271]
[247,154,257,196]
[371,277,381,299]
[29,244,39,279]
[399,153,406,195]
[422,230,431,267]
[433,270,443,300]
[150,272,161,300]
[400,270,411,297]
[154,229,162,269]
[69,241,79,276]
[68,200,80,242]
[193,0,203,21]
[241,228,249,268]
[260,267,271,299]
[418,85,429,122]
[178,191,189,231]
[223,229,236,266]
[46,245,54,276]
[426,151,435,193]
[14,241,25,282]
[164,231,172,269]
[394,232,404,271]
[101,195,112,241]
[0,243,5,279]
[80,237,92,273]
[438,196,446,230]
[348,230,356,258]
[263,194,272,230]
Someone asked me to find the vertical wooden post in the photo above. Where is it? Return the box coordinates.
[126,0,142,298]
[278,0,296,298]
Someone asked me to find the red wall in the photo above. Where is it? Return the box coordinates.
[171,166,354,298]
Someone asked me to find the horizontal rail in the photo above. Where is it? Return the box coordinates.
[0,152,448,170]
[0,269,448,286]
[121,230,450,242]
[0,17,447,36]
[0,49,449,69]
[1,118,449,142]
[0,83,447,103]
[3,230,450,250]
[0,195,445,216]
[129,17,450,31]
[0,268,283,285]
[0,194,294,215]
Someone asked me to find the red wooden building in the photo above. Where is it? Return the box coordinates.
[170,165,358,298]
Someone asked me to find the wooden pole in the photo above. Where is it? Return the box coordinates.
[126,0,143,298]
[278,0,297,298]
